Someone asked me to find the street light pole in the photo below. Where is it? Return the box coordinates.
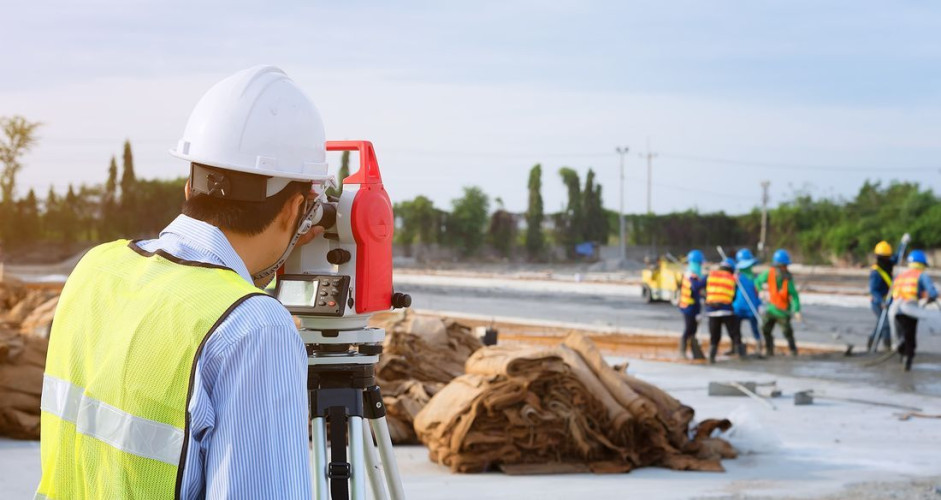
[615,146,629,262]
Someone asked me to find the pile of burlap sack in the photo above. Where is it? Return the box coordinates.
[413,331,736,474]
[369,311,483,443]
[0,280,54,439]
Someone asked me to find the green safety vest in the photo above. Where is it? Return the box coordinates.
[37,240,265,499]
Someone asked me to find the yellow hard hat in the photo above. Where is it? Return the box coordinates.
[874,241,892,256]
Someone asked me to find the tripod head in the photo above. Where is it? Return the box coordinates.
[273,141,410,345]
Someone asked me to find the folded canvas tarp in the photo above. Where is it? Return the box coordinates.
[0,329,47,439]
[371,311,483,443]
[414,332,736,474]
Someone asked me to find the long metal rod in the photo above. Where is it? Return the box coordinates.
[311,417,328,500]
[616,146,628,262]
[362,418,389,500]
[370,417,406,500]
[348,416,367,500]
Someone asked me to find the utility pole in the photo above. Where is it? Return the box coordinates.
[615,146,629,262]
[759,181,770,257]
[638,138,657,214]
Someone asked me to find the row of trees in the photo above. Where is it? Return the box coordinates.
[3,114,939,264]
[394,164,609,261]
[0,116,184,259]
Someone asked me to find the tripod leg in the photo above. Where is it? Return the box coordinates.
[348,416,367,500]
[311,416,329,500]
[362,418,389,500]
[369,417,406,500]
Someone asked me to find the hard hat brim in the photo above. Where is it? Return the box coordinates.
[170,149,332,183]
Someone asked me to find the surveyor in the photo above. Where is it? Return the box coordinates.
[678,249,706,359]
[704,257,744,363]
[37,66,323,498]
[868,240,896,350]
[755,249,802,356]
[890,250,938,371]
[733,248,763,354]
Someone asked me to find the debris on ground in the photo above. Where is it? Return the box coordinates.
[370,311,483,443]
[0,328,47,439]
[414,331,736,474]
[0,280,57,338]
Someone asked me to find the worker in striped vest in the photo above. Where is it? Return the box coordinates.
[703,257,744,363]
[678,249,706,359]
[889,250,938,371]
[755,249,802,356]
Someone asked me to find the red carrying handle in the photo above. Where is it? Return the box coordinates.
[325,141,383,185]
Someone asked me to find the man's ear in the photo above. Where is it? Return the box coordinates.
[279,192,306,231]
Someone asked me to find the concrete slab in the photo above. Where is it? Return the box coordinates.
[5,358,938,499]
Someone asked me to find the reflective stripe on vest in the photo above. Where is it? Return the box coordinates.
[37,240,266,500]
[768,267,790,310]
[872,264,892,289]
[892,268,922,301]
[705,270,735,305]
[679,273,699,308]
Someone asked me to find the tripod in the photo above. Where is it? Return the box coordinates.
[303,327,406,500]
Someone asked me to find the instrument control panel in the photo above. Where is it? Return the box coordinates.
[275,274,352,316]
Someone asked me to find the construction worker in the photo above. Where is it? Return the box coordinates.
[704,257,744,363]
[889,250,938,371]
[868,240,897,350]
[733,248,763,353]
[755,249,802,356]
[678,249,706,359]
[37,67,326,498]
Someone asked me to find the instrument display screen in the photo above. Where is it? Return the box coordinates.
[277,278,320,307]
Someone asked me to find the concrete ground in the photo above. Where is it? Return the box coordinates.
[5,358,938,499]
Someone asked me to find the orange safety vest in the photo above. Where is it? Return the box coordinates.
[768,266,790,310]
[892,268,922,301]
[705,269,735,305]
[679,273,699,308]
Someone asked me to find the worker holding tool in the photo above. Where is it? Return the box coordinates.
[703,257,744,363]
[755,249,802,356]
[37,67,324,498]
[678,249,706,359]
[868,240,899,350]
[890,250,938,371]
[733,248,763,354]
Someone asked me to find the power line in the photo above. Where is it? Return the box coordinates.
[659,152,938,173]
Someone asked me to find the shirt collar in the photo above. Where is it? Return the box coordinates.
[159,215,253,283]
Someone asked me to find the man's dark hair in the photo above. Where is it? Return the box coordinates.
[183,180,310,235]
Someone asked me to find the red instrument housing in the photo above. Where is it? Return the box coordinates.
[326,141,394,314]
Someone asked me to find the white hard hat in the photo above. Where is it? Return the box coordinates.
[171,65,329,197]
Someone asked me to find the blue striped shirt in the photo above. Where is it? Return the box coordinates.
[138,215,311,499]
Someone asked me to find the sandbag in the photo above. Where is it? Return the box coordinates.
[415,332,736,474]
[0,329,47,439]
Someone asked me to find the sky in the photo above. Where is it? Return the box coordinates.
[1,0,940,215]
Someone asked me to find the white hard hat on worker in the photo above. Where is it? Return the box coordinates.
[170,65,330,197]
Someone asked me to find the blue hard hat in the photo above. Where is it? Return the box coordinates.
[772,249,791,265]
[687,249,704,264]
[720,257,736,269]
[908,250,928,266]
[735,248,754,262]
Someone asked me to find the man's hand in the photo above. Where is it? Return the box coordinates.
[793,312,804,323]
[297,225,325,247]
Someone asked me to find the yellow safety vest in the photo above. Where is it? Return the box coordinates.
[705,269,735,305]
[872,264,892,289]
[679,272,699,308]
[892,268,922,301]
[37,240,265,499]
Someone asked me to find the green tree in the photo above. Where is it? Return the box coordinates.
[328,151,351,197]
[557,167,583,257]
[446,186,490,257]
[395,195,440,247]
[581,168,608,243]
[488,198,517,259]
[101,156,119,239]
[525,164,545,261]
[119,140,137,234]
[12,188,41,244]
[0,116,41,204]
